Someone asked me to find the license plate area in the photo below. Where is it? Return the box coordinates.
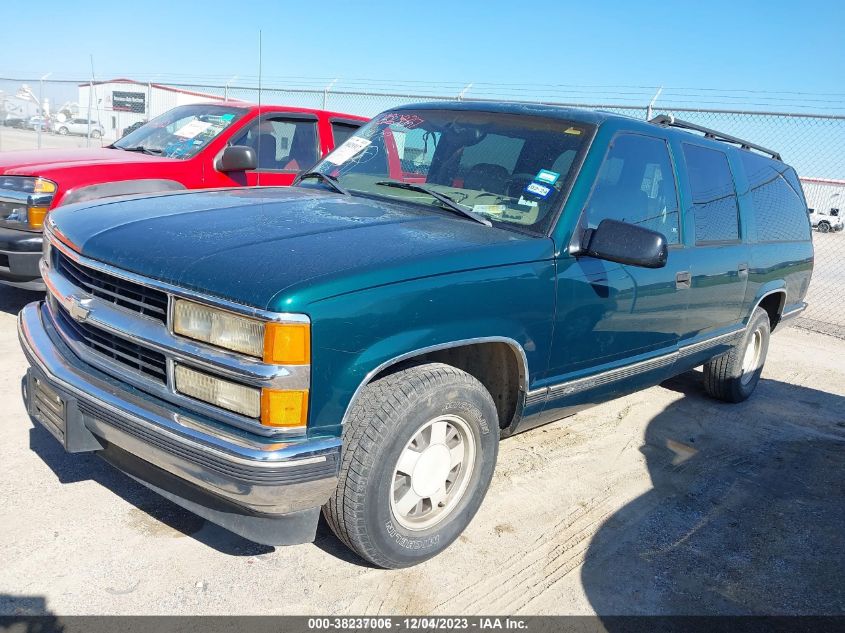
[26,370,103,453]
[31,375,66,443]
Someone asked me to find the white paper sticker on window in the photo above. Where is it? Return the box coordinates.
[174,120,213,139]
[325,137,372,165]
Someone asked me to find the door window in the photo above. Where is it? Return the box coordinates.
[232,117,319,172]
[584,133,680,244]
[683,144,740,243]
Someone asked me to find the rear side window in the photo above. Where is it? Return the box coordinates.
[740,152,810,242]
[584,133,680,244]
[683,144,740,243]
[331,121,361,147]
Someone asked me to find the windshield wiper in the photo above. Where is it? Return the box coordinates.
[295,171,350,196]
[375,180,492,227]
[112,145,163,155]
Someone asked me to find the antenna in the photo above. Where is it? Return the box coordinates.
[257,29,262,187]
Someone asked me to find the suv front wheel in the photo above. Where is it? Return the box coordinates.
[817,221,831,233]
[324,362,499,568]
[703,307,771,402]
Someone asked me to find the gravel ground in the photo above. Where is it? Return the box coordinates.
[0,127,114,152]
[0,286,843,616]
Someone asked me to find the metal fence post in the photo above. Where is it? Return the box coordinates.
[323,78,338,110]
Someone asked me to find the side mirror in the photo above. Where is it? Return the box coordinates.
[217,145,257,172]
[583,219,668,269]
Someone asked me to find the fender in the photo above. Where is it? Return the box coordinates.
[59,180,187,206]
[339,335,530,427]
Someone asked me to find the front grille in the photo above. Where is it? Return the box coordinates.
[55,304,167,382]
[55,250,168,322]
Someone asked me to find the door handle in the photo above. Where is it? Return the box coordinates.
[738,263,749,276]
[675,271,692,289]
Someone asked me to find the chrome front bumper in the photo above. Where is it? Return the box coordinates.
[18,301,341,545]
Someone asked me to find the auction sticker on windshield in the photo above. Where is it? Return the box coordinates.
[174,120,213,139]
[326,137,372,165]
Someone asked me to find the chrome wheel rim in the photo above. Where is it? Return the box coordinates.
[390,414,476,531]
[741,328,763,384]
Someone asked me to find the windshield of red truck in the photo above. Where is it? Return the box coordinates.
[112,104,245,159]
[308,109,595,233]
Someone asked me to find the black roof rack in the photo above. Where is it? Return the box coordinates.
[649,114,782,161]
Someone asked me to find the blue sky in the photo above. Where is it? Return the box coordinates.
[3,0,844,109]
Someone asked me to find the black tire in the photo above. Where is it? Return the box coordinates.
[57,127,68,136]
[324,362,499,568]
[818,221,831,233]
[91,130,102,139]
[703,307,771,403]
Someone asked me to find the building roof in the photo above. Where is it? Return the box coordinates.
[78,78,231,102]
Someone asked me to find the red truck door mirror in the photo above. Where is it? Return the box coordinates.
[217,145,258,172]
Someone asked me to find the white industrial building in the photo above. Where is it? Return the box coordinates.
[801,177,845,216]
[76,79,235,139]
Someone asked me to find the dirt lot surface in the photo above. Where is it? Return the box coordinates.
[0,286,843,616]
[0,126,113,152]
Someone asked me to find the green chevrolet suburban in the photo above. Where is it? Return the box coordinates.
[18,102,813,568]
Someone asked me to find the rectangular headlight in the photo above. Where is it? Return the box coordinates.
[173,299,264,358]
[174,364,260,418]
[172,298,310,365]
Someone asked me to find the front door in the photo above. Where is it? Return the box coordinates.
[220,114,322,187]
[544,132,689,407]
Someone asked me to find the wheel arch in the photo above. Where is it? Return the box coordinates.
[340,337,529,434]
[749,287,787,331]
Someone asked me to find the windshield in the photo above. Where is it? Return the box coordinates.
[306,108,595,233]
[112,104,245,159]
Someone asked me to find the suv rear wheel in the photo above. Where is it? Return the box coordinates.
[323,362,499,568]
[703,307,771,403]
[90,130,102,139]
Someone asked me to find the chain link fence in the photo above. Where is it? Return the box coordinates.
[2,77,843,336]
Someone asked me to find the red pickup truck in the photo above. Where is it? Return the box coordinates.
[0,103,368,289]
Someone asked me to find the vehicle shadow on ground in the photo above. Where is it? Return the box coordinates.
[581,370,845,616]
[27,417,274,557]
[0,287,42,316]
[0,593,65,631]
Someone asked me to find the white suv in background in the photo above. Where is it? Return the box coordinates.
[809,207,844,233]
[55,118,105,139]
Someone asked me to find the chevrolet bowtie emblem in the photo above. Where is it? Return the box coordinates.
[67,296,92,322]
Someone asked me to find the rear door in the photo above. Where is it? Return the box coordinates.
[676,142,749,340]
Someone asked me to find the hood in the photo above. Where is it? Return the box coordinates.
[0,147,172,176]
[51,187,553,310]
